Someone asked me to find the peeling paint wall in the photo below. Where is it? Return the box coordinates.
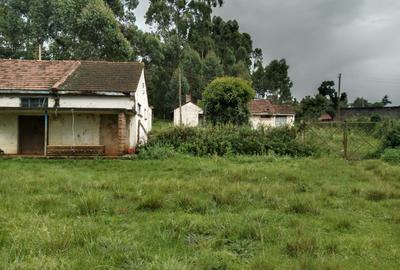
[49,114,100,145]
[59,96,134,109]
[0,114,18,154]
[250,116,274,129]
[0,96,132,109]
[250,115,295,129]
[0,96,55,107]
[0,97,20,107]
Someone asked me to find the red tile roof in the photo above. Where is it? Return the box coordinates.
[249,99,295,115]
[319,114,333,121]
[0,59,144,92]
[0,60,78,91]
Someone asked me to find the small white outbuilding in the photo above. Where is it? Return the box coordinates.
[174,102,203,127]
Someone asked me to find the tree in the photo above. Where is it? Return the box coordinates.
[76,0,133,60]
[0,0,137,60]
[317,80,347,114]
[211,17,253,73]
[181,46,204,100]
[146,0,223,43]
[382,95,392,107]
[260,59,293,103]
[203,77,255,125]
[352,97,370,108]
[298,94,329,121]
[167,67,190,112]
[203,51,224,84]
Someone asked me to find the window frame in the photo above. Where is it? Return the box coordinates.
[275,116,288,126]
[20,97,48,108]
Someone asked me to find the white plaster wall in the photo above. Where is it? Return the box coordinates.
[174,103,203,127]
[132,71,152,146]
[0,114,18,154]
[0,97,20,107]
[59,96,134,109]
[0,96,55,107]
[0,95,133,109]
[287,115,295,126]
[250,115,295,129]
[129,114,137,149]
[250,116,274,129]
[274,115,295,127]
[49,114,100,145]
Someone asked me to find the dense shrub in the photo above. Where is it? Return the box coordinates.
[203,77,255,125]
[137,143,178,160]
[143,125,315,157]
[383,123,400,149]
[381,148,400,164]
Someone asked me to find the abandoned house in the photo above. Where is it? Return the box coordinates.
[249,99,295,129]
[0,59,152,156]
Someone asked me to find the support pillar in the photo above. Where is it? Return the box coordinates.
[44,111,48,156]
[118,112,127,155]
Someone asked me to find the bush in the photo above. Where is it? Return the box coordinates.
[370,114,382,122]
[145,125,315,157]
[383,123,400,149]
[203,77,255,125]
[137,143,178,160]
[381,148,400,164]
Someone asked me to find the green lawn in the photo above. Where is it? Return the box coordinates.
[0,156,399,269]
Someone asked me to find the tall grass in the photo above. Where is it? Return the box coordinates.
[0,156,399,269]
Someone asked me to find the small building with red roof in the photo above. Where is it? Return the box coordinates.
[249,99,295,129]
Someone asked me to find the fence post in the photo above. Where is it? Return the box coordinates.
[343,121,348,160]
[299,120,306,145]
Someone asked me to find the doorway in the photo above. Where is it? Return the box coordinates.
[18,115,45,155]
[100,115,119,156]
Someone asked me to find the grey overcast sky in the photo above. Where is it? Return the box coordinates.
[135,0,400,105]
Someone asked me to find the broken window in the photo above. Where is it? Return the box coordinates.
[21,97,48,108]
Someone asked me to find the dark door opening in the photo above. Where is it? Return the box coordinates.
[19,116,45,155]
[100,115,119,156]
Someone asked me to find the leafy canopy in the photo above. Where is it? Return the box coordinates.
[203,77,255,125]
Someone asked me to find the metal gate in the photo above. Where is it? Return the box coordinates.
[299,121,389,160]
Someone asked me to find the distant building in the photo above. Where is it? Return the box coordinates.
[174,96,203,127]
[319,114,333,122]
[249,99,295,129]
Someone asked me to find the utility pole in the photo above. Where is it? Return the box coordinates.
[337,73,342,121]
[178,66,182,126]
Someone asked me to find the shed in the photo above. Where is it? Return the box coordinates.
[173,102,203,127]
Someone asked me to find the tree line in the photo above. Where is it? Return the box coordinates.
[0,0,294,118]
[297,80,392,121]
[1,0,391,121]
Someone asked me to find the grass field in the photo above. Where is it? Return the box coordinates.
[0,156,399,269]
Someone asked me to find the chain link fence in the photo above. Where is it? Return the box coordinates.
[298,121,391,160]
